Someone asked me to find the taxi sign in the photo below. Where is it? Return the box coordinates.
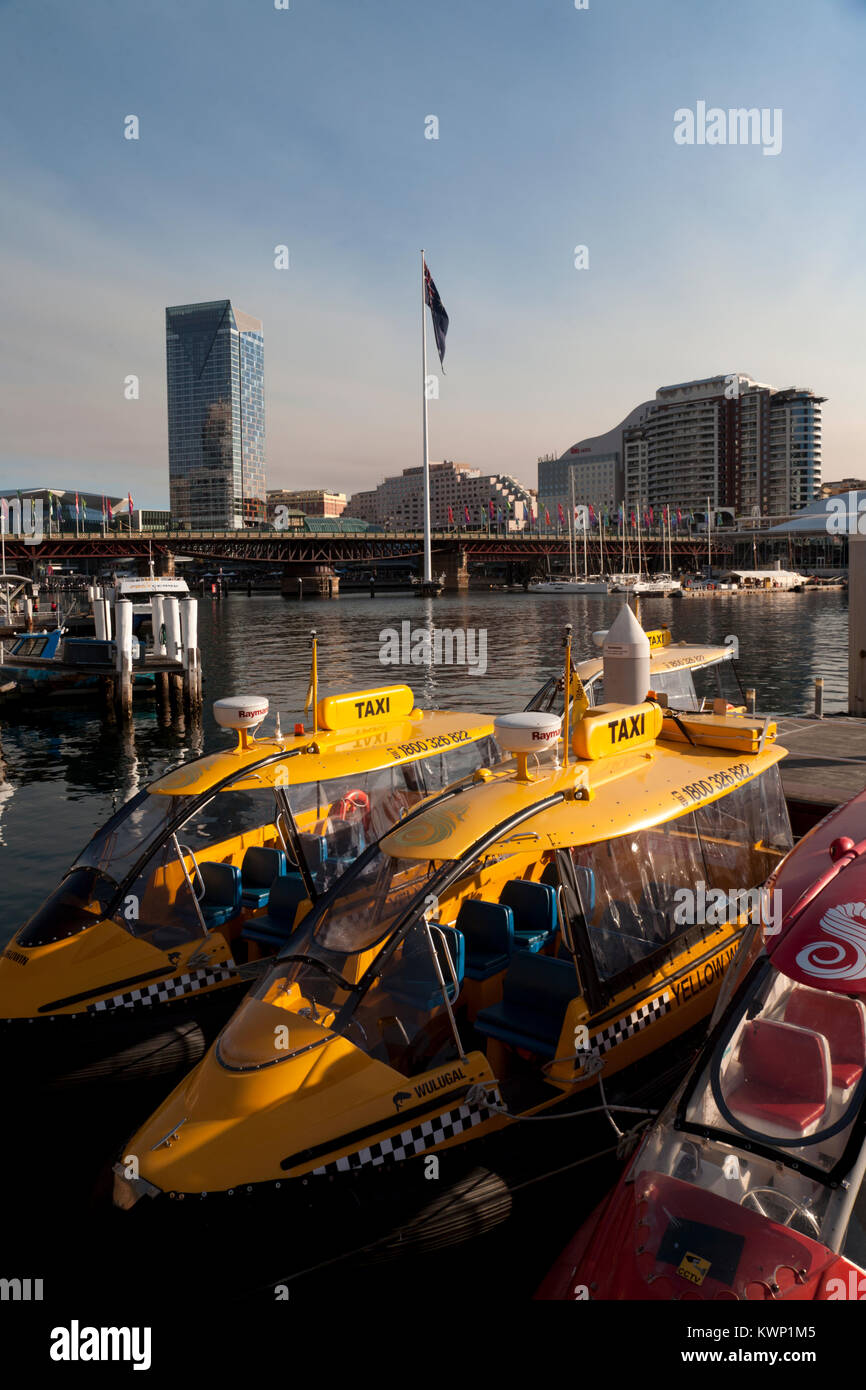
[317,684,415,732]
[572,701,663,760]
[646,627,672,649]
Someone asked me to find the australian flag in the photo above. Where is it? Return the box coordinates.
[424,259,449,370]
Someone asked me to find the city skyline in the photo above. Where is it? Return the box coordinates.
[2,1,865,509]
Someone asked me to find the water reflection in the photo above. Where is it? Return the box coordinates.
[0,589,849,939]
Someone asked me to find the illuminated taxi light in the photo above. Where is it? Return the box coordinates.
[572,701,663,760]
[645,627,672,648]
[316,685,415,731]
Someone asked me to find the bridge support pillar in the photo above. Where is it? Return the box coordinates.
[441,549,469,592]
[281,564,340,599]
[136,552,175,578]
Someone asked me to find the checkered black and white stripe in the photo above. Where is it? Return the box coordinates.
[311,1094,500,1176]
[87,963,238,1013]
[588,991,672,1058]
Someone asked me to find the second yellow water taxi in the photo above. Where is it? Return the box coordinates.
[112,608,792,1277]
[0,672,499,1085]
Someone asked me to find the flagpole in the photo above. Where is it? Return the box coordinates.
[420,249,432,587]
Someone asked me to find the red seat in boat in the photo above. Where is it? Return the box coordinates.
[727,1019,830,1135]
[784,988,866,1092]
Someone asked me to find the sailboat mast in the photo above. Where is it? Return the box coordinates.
[707,494,712,577]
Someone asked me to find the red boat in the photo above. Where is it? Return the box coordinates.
[537,789,866,1302]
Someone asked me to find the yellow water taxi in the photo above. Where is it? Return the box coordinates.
[113,609,792,1274]
[528,623,744,716]
[0,670,499,1084]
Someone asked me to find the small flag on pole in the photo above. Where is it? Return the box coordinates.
[464,504,471,524]
[545,508,550,525]
[447,504,454,526]
[557,502,565,526]
[423,260,449,370]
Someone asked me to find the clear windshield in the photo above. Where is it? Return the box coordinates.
[629,961,866,1255]
[692,658,743,707]
[222,915,465,1078]
[569,768,791,985]
[304,844,450,955]
[75,788,192,888]
[286,736,499,892]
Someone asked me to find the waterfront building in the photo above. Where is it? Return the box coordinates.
[166,300,266,530]
[540,374,825,522]
[267,489,347,517]
[345,461,532,529]
[0,487,125,533]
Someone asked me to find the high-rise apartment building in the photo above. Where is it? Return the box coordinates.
[166,300,265,529]
[345,461,532,528]
[539,374,825,521]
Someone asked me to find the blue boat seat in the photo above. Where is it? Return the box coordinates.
[475,950,578,1058]
[499,879,558,952]
[297,833,326,868]
[455,900,514,980]
[199,861,242,929]
[387,925,465,1011]
[240,846,288,908]
[241,872,309,948]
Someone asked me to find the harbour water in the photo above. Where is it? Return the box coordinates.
[0,587,849,941]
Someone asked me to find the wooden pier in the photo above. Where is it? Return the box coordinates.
[776,715,866,831]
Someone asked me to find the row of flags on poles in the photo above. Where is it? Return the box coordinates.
[0,491,134,529]
[440,501,696,528]
[421,261,700,535]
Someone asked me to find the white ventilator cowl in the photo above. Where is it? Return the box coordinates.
[603,604,650,706]
[493,712,562,754]
[213,696,270,732]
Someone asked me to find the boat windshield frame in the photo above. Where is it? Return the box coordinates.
[258,786,568,1039]
[674,955,866,1189]
[75,744,314,923]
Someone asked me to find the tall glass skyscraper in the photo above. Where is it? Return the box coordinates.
[166,300,265,529]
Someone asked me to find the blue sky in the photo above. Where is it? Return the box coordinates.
[1,0,864,506]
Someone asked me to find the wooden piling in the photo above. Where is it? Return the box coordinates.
[114,598,133,721]
[814,677,824,719]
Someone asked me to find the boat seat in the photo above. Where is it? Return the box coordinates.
[387,925,465,1011]
[475,950,577,1058]
[240,846,288,908]
[296,833,325,867]
[455,900,514,980]
[499,879,558,952]
[784,988,866,1094]
[727,1019,831,1136]
[241,872,309,947]
[199,861,242,929]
